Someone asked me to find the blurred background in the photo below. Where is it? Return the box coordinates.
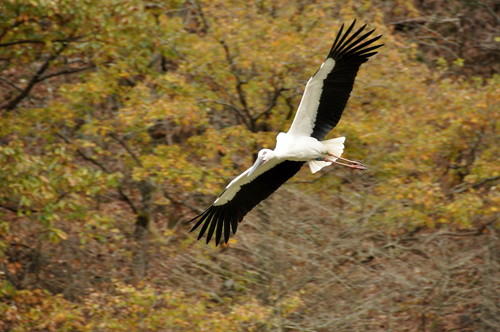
[0,0,498,331]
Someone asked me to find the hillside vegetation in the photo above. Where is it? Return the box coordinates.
[0,0,498,331]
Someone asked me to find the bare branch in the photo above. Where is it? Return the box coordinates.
[0,203,21,213]
[55,132,110,173]
[0,39,45,47]
[0,34,88,111]
[0,20,25,42]
[117,186,138,214]
[219,39,254,129]
[253,87,288,121]
[55,132,139,214]
[108,133,142,166]
[0,76,23,92]
[1,43,68,111]
[37,64,95,82]
[198,98,248,125]
[192,0,210,32]
[162,188,202,215]
[0,36,82,48]
[0,192,67,214]
[452,175,500,194]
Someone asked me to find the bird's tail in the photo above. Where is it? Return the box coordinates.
[323,136,345,159]
[308,136,345,173]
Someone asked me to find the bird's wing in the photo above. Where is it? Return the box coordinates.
[287,20,383,139]
[189,160,304,245]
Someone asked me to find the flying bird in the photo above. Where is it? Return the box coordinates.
[189,20,383,246]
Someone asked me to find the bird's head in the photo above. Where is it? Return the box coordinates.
[257,148,275,162]
[248,149,275,177]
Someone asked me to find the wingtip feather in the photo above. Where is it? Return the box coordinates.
[224,213,232,244]
[215,211,225,246]
[205,209,220,244]
[328,22,383,62]
[197,209,216,240]
[189,210,208,233]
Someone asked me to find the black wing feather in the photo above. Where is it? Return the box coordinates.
[189,161,304,246]
[205,208,220,244]
[188,21,383,246]
[311,21,383,140]
[196,209,214,240]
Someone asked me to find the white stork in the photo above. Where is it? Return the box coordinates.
[190,21,383,245]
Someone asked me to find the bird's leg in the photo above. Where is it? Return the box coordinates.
[325,153,367,170]
[331,160,367,170]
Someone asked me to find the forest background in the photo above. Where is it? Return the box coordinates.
[0,0,498,331]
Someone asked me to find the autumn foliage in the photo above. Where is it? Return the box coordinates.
[0,0,498,331]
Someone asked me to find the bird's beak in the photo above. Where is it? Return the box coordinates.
[247,156,265,177]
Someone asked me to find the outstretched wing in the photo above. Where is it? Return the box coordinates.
[287,20,383,139]
[189,160,304,246]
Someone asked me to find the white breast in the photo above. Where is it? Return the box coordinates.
[275,133,325,161]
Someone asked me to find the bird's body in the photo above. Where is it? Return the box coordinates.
[274,133,327,161]
[213,132,341,206]
[189,20,383,245]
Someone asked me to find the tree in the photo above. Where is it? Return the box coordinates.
[0,0,498,331]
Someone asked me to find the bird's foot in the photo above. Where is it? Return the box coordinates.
[325,154,367,170]
[332,160,367,170]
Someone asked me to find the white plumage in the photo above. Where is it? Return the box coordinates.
[288,58,336,136]
[214,133,346,205]
[190,20,383,245]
